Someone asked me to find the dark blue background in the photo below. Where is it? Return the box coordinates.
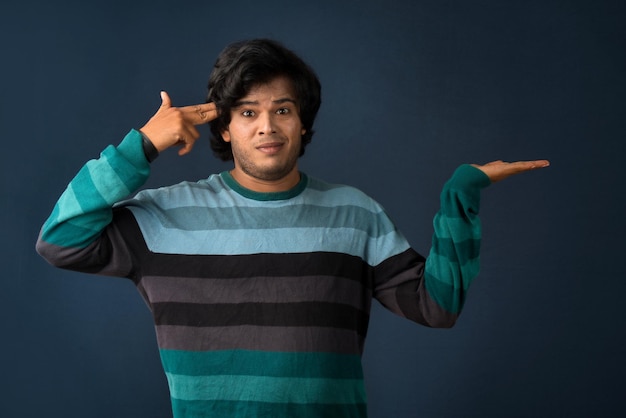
[1,0,624,416]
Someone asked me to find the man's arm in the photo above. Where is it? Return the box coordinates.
[36,93,217,272]
[374,160,549,327]
[427,159,551,316]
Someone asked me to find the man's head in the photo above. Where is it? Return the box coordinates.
[207,39,321,161]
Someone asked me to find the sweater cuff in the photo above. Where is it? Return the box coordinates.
[447,164,491,191]
[116,129,153,170]
[139,130,159,162]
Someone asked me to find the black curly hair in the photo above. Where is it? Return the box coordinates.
[207,39,322,161]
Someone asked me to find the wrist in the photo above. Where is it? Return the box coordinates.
[139,130,159,163]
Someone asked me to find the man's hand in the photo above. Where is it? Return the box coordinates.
[472,160,550,183]
[140,91,218,156]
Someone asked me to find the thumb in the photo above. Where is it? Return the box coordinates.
[160,91,172,108]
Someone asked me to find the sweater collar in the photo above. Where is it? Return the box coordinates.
[219,171,308,201]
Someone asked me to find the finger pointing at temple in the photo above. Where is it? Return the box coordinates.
[139,92,218,155]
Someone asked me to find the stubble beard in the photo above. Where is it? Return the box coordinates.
[234,146,301,182]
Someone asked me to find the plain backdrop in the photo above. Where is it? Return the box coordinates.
[1,0,624,417]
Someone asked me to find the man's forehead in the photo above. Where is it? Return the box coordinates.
[238,76,297,102]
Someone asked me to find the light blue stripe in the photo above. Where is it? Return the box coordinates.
[303,185,385,210]
[166,373,365,404]
[87,158,131,205]
[124,171,408,264]
[131,175,384,213]
[128,204,394,234]
[128,220,409,266]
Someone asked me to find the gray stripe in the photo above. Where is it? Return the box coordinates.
[36,231,133,278]
[141,275,372,311]
[155,325,365,355]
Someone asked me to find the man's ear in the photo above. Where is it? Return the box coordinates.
[301,128,306,135]
[222,130,231,142]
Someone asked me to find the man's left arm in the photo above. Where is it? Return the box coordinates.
[373,159,549,327]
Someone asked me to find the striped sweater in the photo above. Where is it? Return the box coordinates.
[36,129,490,417]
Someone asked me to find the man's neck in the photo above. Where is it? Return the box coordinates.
[229,168,301,193]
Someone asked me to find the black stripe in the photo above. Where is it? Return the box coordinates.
[153,301,370,337]
[145,251,374,286]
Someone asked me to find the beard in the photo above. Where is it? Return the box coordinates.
[230,139,302,183]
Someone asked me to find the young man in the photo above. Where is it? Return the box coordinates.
[36,39,549,417]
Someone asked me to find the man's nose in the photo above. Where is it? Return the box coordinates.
[258,112,276,135]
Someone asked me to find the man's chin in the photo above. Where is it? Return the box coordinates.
[241,164,298,183]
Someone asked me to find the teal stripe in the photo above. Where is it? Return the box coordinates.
[424,256,480,314]
[430,237,480,266]
[103,134,151,191]
[42,202,63,238]
[425,253,480,290]
[166,373,365,404]
[433,216,482,240]
[221,171,308,201]
[444,164,491,194]
[424,270,464,314]
[55,184,85,218]
[42,181,112,248]
[70,167,110,213]
[87,159,131,205]
[160,349,363,379]
[438,165,489,218]
[170,398,367,418]
[41,214,106,248]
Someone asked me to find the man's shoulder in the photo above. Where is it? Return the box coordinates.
[305,175,382,211]
[122,173,228,209]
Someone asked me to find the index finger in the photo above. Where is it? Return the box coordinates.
[180,102,219,125]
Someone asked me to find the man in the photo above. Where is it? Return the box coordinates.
[36,39,549,417]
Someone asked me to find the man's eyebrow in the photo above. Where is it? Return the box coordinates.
[273,98,297,105]
[233,98,297,107]
[233,100,258,107]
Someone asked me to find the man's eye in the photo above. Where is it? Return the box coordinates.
[276,108,289,115]
[242,110,255,117]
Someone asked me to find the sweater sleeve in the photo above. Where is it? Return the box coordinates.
[373,164,491,327]
[36,129,151,277]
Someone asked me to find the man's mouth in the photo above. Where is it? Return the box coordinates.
[256,142,284,154]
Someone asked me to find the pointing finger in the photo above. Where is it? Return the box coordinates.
[180,102,218,125]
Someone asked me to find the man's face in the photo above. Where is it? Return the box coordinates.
[221,76,305,191]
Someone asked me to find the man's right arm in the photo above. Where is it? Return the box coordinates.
[36,129,151,272]
[36,93,218,274]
